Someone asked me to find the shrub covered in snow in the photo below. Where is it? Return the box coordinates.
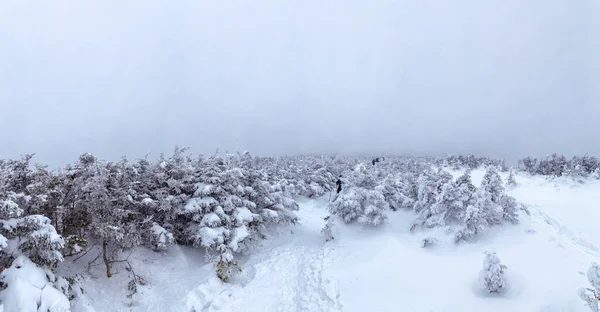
[578,262,600,312]
[328,187,388,226]
[421,237,436,248]
[519,154,600,178]
[441,154,507,171]
[0,256,70,312]
[179,154,298,268]
[479,251,507,294]
[321,215,335,242]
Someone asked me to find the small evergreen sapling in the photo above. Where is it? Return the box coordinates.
[506,169,517,188]
[479,251,507,294]
[421,237,436,248]
[321,215,335,242]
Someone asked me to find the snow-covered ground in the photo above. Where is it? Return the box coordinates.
[70,169,600,312]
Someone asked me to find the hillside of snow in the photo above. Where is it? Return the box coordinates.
[52,168,600,312]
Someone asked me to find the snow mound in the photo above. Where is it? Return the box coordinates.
[0,256,70,312]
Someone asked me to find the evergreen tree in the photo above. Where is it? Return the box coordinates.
[506,169,517,188]
[579,262,600,312]
[480,251,507,294]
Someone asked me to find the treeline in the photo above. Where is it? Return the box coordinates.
[518,154,600,177]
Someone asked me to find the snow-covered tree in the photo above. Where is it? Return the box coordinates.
[481,167,519,224]
[421,237,436,248]
[455,188,502,242]
[0,192,65,267]
[321,215,335,242]
[179,154,298,281]
[498,194,519,224]
[506,169,517,188]
[328,187,388,226]
[481,168,505,203]
[375,174,414,211]
[456,170,476,194]
[579,262,600,312]
[410,169,454,230]
[593,168,600,180]
[479,251,507,294]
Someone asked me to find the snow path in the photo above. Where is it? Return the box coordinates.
[186,197,342,312]
[508,174,600,259]
[528,204,600,258]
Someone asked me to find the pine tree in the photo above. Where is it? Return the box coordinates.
[455,188,502,242]
[321,215,335,242]
[506,169,517,188]
[328,187,388,226]
[579,263,600,312]
[411,169,453,230]
[480,251,507,294]
[481,168,504,203]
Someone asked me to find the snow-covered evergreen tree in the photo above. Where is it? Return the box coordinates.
[506,169,517,188]
[593,168,600,180]
[481,168,505,203]
[455,187,502,242]
[321,215,335,242]
[481,167,519,224]
[179,153,298,281]
[328,187,388,226]
[498,194,519,224]
[579,262,600,312]
[375,174,414,211]
[411,169,454,230]
[479,251,507,294]
[0,210,65,267]
[456,170,476,194]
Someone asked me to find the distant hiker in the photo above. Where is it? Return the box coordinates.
[335,175,343,194]
[372,157,382,165]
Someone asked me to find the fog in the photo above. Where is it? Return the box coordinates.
[1,0,598,167]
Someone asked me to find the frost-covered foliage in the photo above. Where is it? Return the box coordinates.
[321,216,335,242]
[441,154,507,171]
[579,262,600,312]
[506,169,517,188]
[455,168,518,242]
[479,251,507,294]
[0,156,65,268]
[519,154,600,178]
[328,187,388,226]
[412,169,459,229]
[180,153,298,267]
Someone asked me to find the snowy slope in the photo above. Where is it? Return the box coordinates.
[72,170,598,312]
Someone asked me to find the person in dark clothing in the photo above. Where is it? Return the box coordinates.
[372,157,381,165]
[335,175,343,194]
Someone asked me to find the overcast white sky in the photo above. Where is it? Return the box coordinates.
[0,0,598,167]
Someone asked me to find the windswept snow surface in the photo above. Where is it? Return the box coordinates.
[71,170,599,312]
